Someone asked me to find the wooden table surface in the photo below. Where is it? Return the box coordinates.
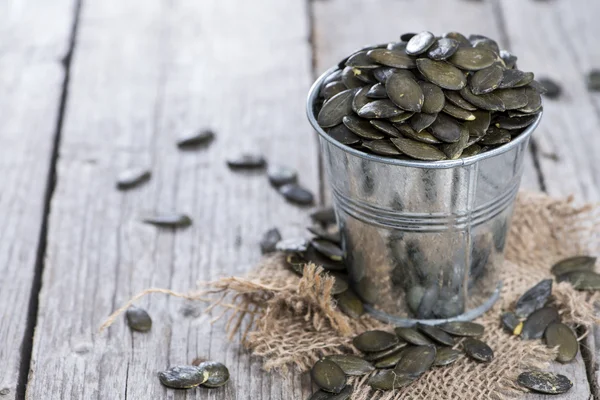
[1,0,599,398]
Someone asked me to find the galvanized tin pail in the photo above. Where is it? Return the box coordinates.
[306,65,542,326]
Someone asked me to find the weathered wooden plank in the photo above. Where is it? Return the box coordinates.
[0,0,77,398]
[25,0,316,398]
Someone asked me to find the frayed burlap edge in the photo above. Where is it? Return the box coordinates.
[102,192,600,400]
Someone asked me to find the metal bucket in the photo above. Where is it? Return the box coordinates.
[306,65,542,326]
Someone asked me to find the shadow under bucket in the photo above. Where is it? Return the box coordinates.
[306,65,542,327]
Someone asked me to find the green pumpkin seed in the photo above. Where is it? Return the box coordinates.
[441,125,469,159]
[362,140,402,156]
[500,50,518,69]
[394,327,432,346]
[406,31,436,55]
[495,114,538,130]
[327,272,349,295]
[177,129,215,148]
[327,124,361,145]
[460,87,505,112]
[375,68,414,83]
[309,385,353,400]
[517,371,573,394]
[353,330,400,353]
[341,66,364,89]
[559,270,600,290]
[461,143,482,157]
[358,100,404,119]
[427,38,459,60]
[545,323,578,363]
[307,225,340,243]
[276,238,309,253]
[519,87,542,113]
[343,115,386,139]
[305,246,346,272]
[368,370,415,391]
[388,41,407,51]
[318,88,360,128]
[521,307,560,340]
[279,183,314,205]
[438,321,484,337]
[479,126,511,146]
[501,311,523,335]
[363,343,408,362]
[321,81,348,100]
[537,78,561,98]
[464,110,491,137]
[374,348,406,369]
[410,112,438,132]
[268,165,297,187]
[366,49,417,69]
[126,307,152,332]
[463,338,494,363]
[311,359,347,394]
[443,32,471,47]
[197,361,230,388]
[499,69,534,89]
[449,47,496,71]
[370,120,401,137]
[158,366,208,389]
[390,138,447,161]
[142,213,192,228]
[551,255,597,277]
[310,207,336,225]
[335,289,364,319]
[417,59,467,90]
[428,113,463,143]
[116,167,151,190]
[393,345,436,377]
[587,69,600,92]
[323,70,343,86]
[445,90,477,111]
[493,88,529,110]
[353,68,377,84]
[366,83,388,99]
[311,239,343,261]
[285,253,305,275]
[324,355,374,376]
[388,111,414,123]
[515,279,553,318]
[345,50,380,69]
[386,72,424,112]
[352,86,372,113]
[471,38,500,55]
[419,81,446,113]
[417,323,455,346]
[260,228,282,254]
[508,108,542,118]
[227,153,267,169]
[470,64,504,95]
[434,348,461,366]
[442,102,476,121]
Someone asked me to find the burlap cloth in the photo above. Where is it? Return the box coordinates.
[103,192,600,399]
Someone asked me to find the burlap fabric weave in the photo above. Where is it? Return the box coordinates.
[103,192,600,399]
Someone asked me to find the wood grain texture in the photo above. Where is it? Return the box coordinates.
[25,0,316,398]
[0,0,76,398]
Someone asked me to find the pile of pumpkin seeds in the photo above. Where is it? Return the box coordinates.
[315,31,545,161]
[309,321,491,397]
[158,361,230,390]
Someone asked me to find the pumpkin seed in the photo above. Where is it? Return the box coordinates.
[501,311,522,335]
[551,255,597,277]
[479,126,511,145]
[116,167,151,190]
[587,69,600,92]
[418,81,446,113]
[310,207,336,225]
[345,50,380,69]
[226,153,267,169]
[305,245,346,271]
[318,88,360,128]
[362,140,402,156]
[537,78,561,99]
[260,228,282,254]
[406,31,436,55]
[460,87,505,111]
[442,102,476,121]
[471,38,500,55]
[470,64,504,95]
[335,289,364,318]
[375,68,413,83]
[328,272,349,295]
[387,42,407,52]
[390,138,447,161]
[142,213,192,228]
[495,114,537,130]
[353,68,377,84]
[521,307,560,340]
[545,322,578,363]
[312,239,344,261]
[353,330,399,353]
[276,238,309,253]
[493,88,529,110]
[374,348,406,369]
[343,115,386,139]
[158,366,208,389]
[368,370,415,391]
[309,386,353,400]
[519,87,542,113]
[366,83,388,99]
[517,371,573,394]
[324,355,374,376]
[307,225,340,243]
[499,69,533,89]
[434,348,461,367]
[197,361,230,388]
[500,50,518,69]
[560,270,600,290]
[417,59,467,90]
[463,338,494,363]
[394,327,432,346]
[370,120,401,137]
[443,32,471,47]
[177,129,215,148]
[279,184,314,205]
[428,113,463,143]
[327,124,361,145]
[464,110,491,137]
[410,112,438,132]
[515,279,553,318]
[311,359,347,394]
[126,307,152,332]
[388,111,415,123]
[427,38,459,60]
[461,143,482,157]
[417,323,455,346]
[438,321,484,337]
[400,33,417,42]
[321,81,348,100]
[393,345,436,377]
[285,253,306,275]
[352,86,372,113]
[386,72,424,112]
[449,47,496,71]
[445,90,477,111]
[358,100,404,119]
[268,165,297,187]
[363,343,408,362]
[367,49,417,69]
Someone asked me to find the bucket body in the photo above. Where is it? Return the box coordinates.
[307,66,541,326]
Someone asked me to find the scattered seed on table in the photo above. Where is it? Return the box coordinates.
[311,359,347,393]
[142,213,192,228]
[310,206,336,225]
[267,165,297,187]
[116,167,151,190]
[260,228,282,254]
[226,153,266,170]
[197,361,230,388]
[309,385,353,400]
[278,183,315,205]
[517,371,573,394]
[587,69,600,92]
[394,327,432,346]
[551,255,597,277]
[158,366,208,389]
[544,322,578,363]
[537,78,561,99]
[324,355,374,376]
[353,330,399,353]
[521,307,560,340]
[437,321,484,337]
[177,129,215,148]
[514,279,552,318]
[126,307,152,332]
[434,348,461,367]
[463,338,494,363]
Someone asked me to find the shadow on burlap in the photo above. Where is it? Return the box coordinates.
[102,192,600,399]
